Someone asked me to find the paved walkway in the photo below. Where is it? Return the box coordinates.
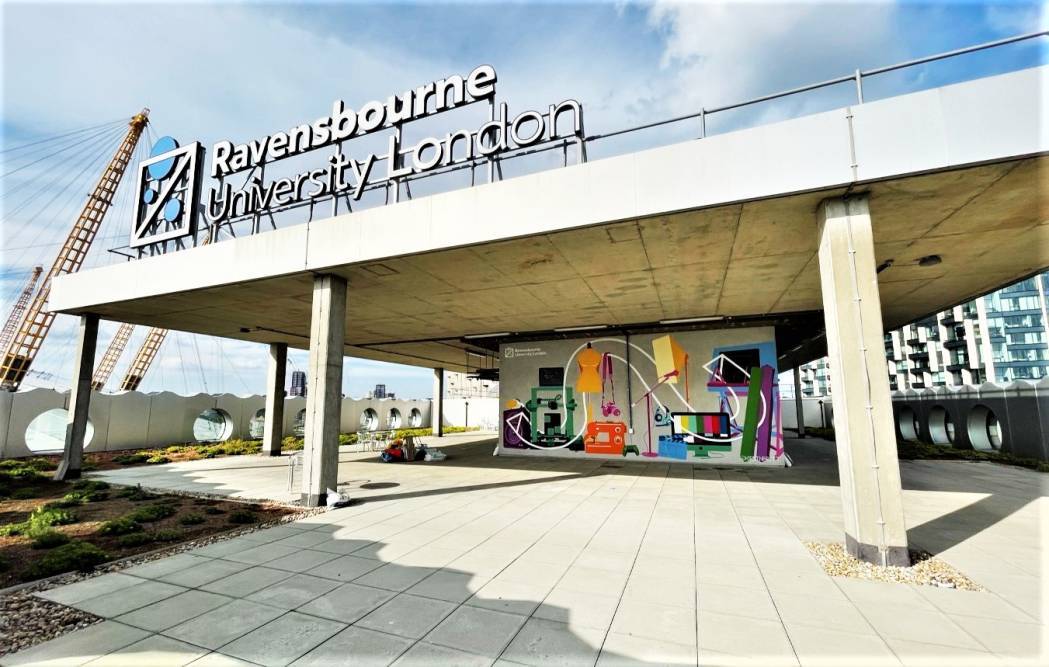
[4,437,1045,666]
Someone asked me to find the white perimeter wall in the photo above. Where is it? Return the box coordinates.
[0,388,432,459]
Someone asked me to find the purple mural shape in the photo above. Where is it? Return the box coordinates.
[502,406,529,449]
[756,364,775,459]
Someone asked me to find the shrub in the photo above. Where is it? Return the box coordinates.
[117,485,157,502]
[0,556,9,572]
[113,453,150,465]
[99,516,142,535]
[10,487,46,500]
[202,506,225,515]
[145,455,170,465]
[178,513,205,526]
[3,506,79,536]
[31,529,71,549]
[72,480,110,492]
[128,503,176,523]
[116,529,183,547]
[227,510,258,524]
[23,541,108,579]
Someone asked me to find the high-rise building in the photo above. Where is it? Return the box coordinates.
[373,383,387,399]
[289,370,307,397]
[791,272,1049,393]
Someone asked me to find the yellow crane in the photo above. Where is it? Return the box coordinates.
[90,322,134,390]
[0,266,43,359]
[0,109,149,391]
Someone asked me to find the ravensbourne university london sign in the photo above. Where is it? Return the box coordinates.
[130,65,584,249]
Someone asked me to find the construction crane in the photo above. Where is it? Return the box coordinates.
[0,109,149,391]
[119,328,167,391]
[0,266,43,358]
[90,322,134,390]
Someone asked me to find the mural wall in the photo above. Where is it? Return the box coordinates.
[498,327,785,465]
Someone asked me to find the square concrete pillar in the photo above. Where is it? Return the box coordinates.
[793,368,806,438]
[55,314,99,481]
[301,274,346,506]
[817,195,909,566]
[262,342,287,456]
[432,367,444,437]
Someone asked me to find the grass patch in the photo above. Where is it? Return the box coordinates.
[24,541,108,579]
[116,529,183,547]
[178,513,205,526]
[202,506,225,515]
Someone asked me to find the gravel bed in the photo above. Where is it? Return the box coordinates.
[0,507,324,657]
[806,541,983,591]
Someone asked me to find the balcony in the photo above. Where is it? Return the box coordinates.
[943,339,967,350]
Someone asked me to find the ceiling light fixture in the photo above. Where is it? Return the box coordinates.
[918,254,942,267]
[553,324,609,333]
[659,316,724,325]
[463,332,511,339]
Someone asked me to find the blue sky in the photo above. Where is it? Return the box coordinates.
[1,0,1045,398]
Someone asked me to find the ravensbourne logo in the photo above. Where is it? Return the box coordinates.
[131,137,204,248]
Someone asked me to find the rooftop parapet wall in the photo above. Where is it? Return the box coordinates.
[0,388,432,459]
[890,378,1049,460]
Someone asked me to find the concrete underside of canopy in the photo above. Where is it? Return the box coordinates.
[62,155,1047,373]
[50,67,1048,373]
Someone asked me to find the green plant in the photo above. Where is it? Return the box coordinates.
[145,455,170,465]
[23,541,108,580]
[178,512,205,526]
[116,529,183,547]
[10,487,46,500]
[0,556,10,572]
[202,506,225,515]
[72,480,110,492]
[227,510,258,524]
[31,529,71,549]
[2,505,78,536]
[99,516,142,535]
[128,503,177,523]
[116,485,157,502]
[113,453,150,465]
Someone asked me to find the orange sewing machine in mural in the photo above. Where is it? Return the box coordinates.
[584,421,627,455]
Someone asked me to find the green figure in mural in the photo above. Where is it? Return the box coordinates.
[525,386,576,446]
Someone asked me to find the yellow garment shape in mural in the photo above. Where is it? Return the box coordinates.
[576,343,602,393]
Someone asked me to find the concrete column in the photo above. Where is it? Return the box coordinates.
[301,274,346,506]
[432,367,444,437]
[817,195,909,566]
[55,314,99,481]
[262,342,287,456]
[793,368,806,437]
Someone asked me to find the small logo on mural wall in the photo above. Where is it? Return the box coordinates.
[130,137,204,248]
[504,346,546,359]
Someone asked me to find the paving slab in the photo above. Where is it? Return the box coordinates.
[218,612,346,667]
[290,626,413,667]
[3,621,150,667]
[163,599,286,650]
[115,589,232,632]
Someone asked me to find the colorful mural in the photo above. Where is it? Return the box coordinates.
[498,328,785,465]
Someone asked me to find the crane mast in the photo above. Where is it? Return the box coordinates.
[0,109,149,391]
[91,322,134,390]
[119,328,167,391]
[0,266,43,358]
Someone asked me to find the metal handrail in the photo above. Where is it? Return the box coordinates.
[113,30,1047,258]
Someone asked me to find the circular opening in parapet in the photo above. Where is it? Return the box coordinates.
[928,405,952,445]
[967,405,1003,451]
[360,408,379,432]
[897,406,919,441]
[25,408,94,454]
[249,408,265,439]
[293,409,306,437]
[193,408,234,442]
[387,408,402,429]
[409,408,423,428]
